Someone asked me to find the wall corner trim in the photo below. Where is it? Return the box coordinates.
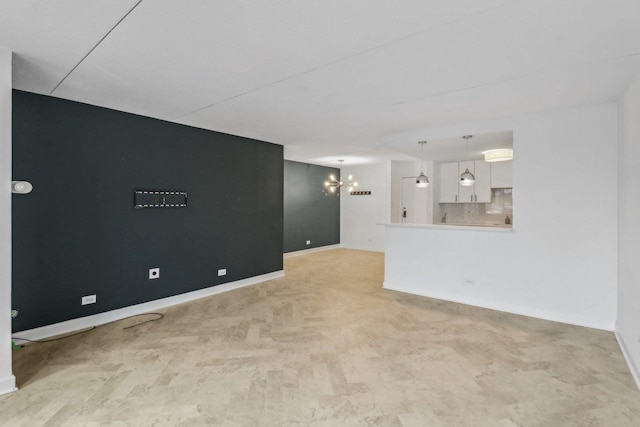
[614,329,640,391]
[0,375,17,396]
[12,270,284,344]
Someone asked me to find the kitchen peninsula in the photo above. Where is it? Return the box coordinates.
[380,220,517,325]
[384,134,520,320]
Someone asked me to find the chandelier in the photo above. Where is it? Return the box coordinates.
[324,160,358,194]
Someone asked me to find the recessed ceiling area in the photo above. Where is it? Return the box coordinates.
[393,130,513,163]
[1,0,639,165]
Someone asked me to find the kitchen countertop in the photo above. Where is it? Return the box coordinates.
[379,222,513,232]
[443,222,512,228]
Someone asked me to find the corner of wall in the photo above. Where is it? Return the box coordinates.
[0,47,17,394]
[615,329,640,391]
[616,70,640,391]
[0,374,17,396]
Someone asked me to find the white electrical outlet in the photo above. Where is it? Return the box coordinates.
[218,268,227,276]
[82,295,97,305]
[306,240,311,245]
[149,268,160,279]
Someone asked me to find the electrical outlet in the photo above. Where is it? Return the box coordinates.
[464,279,475,286]
[218,268,227,276]
[149,268,160,279]
[82,295,97,305]
[306,240,311,245]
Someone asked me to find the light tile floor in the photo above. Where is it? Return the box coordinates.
[2,249,640,426]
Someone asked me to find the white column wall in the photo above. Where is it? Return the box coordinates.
[389,160,415,224]
[341,163,388,252]
[617,71,640,388]
[383,102,618,330]
[0,47,16,395]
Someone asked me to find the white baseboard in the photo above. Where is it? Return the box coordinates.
[284,244,340,258]
[339,244,384,253]
[0,374,17,396]
[615,329,640,391]
[12,270,284,344]
[383,282,614,331]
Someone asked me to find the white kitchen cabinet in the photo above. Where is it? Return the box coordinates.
[474,160,491,202]
[439,160,491,203]
[458,161,491,203]
[490,160,513,188]
[439,162,459,203]
[458,161,475,202]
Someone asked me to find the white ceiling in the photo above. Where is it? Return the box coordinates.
[2,0,639,166]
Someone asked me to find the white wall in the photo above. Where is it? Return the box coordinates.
[341,163,388,252]
[0,47,16,395]
[411,160,434,224]
[617,72,640,387]
[384,103,618,330]
[390,160,435,225]
[389,160,414,223]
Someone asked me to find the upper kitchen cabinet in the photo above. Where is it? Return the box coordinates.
[458,160,491,203]
[439,160,491,203]
[457,160,475,203]
[472,161,491,202]
[490,160,513,188]
[439,162,459,203]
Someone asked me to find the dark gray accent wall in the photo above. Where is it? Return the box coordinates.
[12,90,283,332]
[283,160,339,253]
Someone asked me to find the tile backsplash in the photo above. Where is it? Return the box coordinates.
[440,188,513,225]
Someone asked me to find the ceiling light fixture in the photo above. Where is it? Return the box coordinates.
[483,148,513,162]
[459,135,475,187]
[324,160,358,194]
[416,141,429,188]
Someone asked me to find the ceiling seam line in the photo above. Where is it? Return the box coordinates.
[390,51,640,107]
[49,0,144,95]
[173,0,518,120]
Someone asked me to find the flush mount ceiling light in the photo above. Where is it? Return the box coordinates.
[459,135,476,187]
[416,141,429,188]
[483,148,513,162]
[324,159,358,194]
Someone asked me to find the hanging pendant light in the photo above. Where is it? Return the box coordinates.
[415,141,429,188]
[459,135,475,187]
[324,160,358,194]
[459,168,475,186]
